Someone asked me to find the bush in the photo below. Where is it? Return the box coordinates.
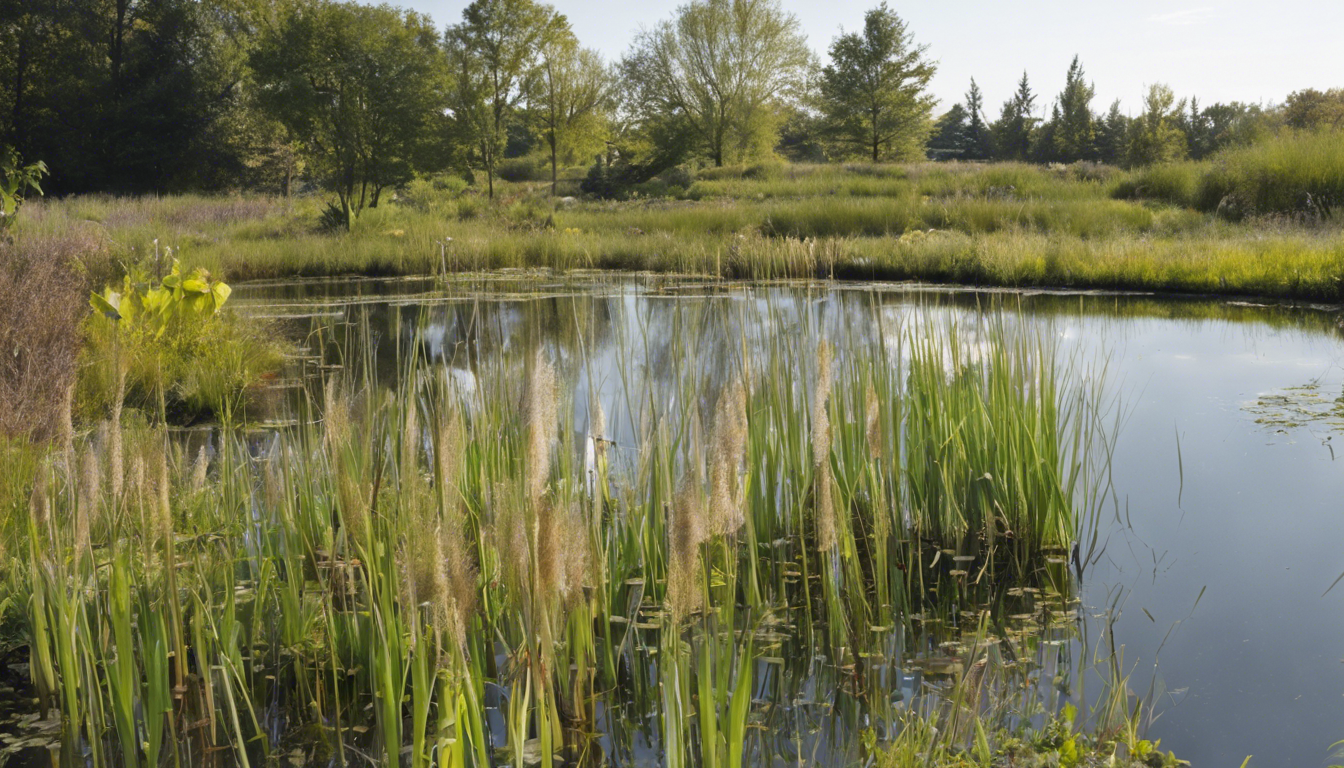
[0,232,106,441]
[1207,129,1344,219]
[496,156,549,183]
[1111,162,1203,207]
[1114,130,1344,220]
[79,264,286,425]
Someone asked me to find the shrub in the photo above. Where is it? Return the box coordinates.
[1111,162,1202,207]
[0,232,105,441]
[496,156,549,183]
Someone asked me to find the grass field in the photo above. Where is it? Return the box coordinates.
[17,156,1344,301]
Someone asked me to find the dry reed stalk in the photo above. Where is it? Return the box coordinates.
[708,379,748,536]
[813,341,836,552]
[817,461,837,552]
[190,446,209,493]
[435,407,465,518]
[524,350,558,509]
[76,448,98,556]
[666,474,706,621]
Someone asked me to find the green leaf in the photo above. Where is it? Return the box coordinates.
[90,291,121,320]
[212,281,233,309]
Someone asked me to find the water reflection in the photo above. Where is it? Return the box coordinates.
[227,274,1344,767]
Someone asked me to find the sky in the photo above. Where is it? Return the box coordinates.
[403,0,1344,117]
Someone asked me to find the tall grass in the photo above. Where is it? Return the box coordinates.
[0,296,1146,766]
[19,154,1343,302]
[1115,128,1344,221]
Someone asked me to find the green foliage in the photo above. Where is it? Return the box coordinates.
[0,145,46,234]
[82,261,281,422]
[250,1,444,228]
[533,27,612,194]
[1113,129,1344,220]
[448,0,561,199]
[1053,56,1096,163]
[1126,84,1187,168]
[993,73,1039,161]
[623,0,811,167]
[89,260,232,333]
[819,3,937,162]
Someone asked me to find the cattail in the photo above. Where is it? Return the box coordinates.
[708,379,748,536]
[436,408,465,518]
[190,446,209,493]
[439,512,477,655]
[865,379,882,459]
[76,448,99,557]
[813,342,836,552]
[524,350,557,509]
[811,341,833,467]
[666,474,706,621]
[817,460,836,553]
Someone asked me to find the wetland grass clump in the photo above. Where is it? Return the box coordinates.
[0,300,1154,767]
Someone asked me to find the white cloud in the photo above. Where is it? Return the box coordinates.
[1148,7,1216,26]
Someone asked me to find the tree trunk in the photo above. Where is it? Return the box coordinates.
[550,134,558,198]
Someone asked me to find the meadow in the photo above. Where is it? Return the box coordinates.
[18,150,1344,303]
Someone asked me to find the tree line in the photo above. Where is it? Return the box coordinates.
[2,0,1340,216]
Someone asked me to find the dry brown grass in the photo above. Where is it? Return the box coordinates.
[0,232,108,442]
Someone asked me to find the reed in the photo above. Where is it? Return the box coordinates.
[0,295,1143,767]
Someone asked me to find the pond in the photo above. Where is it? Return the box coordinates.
[231,273,1344,767]
[8,273,1343,768]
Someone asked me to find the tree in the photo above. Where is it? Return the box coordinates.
[927,104,968,160]
[1093,100,1129,165]
[453,0,558,199]
[963,79,992,160]
[251,2,444,228]
[1053,56,1095,162]
[1282,88,1344,131]
[624,0,811,167]
[1125,83,1186,167]
[994,72,1037,161]
[532,21,610,195]
[819,3,936,162]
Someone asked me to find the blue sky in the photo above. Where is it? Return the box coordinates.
[404,0,1344,115]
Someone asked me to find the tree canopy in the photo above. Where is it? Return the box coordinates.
[818,3,937,162]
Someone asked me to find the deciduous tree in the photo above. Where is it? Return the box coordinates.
[624,0,811,167]
[251,2,444,227]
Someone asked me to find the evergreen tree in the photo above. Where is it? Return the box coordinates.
[993,71,1037,161]
[927,103,969,160]
[1093,100,1129,165]
[1053,55,1096,162]
[963,78,992,160]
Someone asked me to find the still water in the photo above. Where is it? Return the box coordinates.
[234,273,1344,767]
